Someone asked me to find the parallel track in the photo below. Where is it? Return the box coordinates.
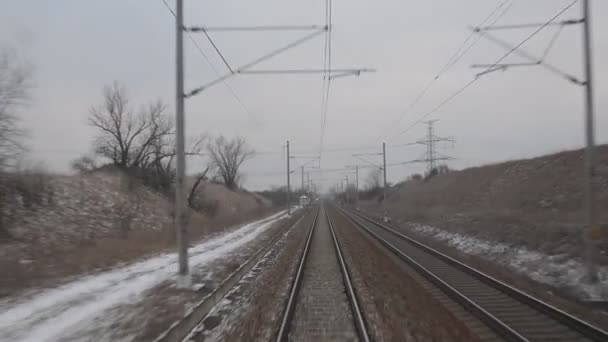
[339,207,608,342]
[276,206,370,342]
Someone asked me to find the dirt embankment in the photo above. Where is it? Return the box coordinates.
[0,170,274,297]
[359,145,608,321]
[365,145,608,265]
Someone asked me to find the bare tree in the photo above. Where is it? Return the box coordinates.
[207,135,254,190]
[0,49,31,171]
[88,82,171,170]
[365,168,382,190]
[89,82,207,195]
[0,48,32,238]
[187,167,209,210]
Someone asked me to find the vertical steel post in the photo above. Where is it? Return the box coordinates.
[428,121,434,172]
[286,140,291,215]
[382,142,387,202]
[355,165,359,203]
[301,166,305,192]
[175,0,190,288]
[307,171,310,193]
[582,0,597,282]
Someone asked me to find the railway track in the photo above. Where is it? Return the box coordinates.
[338,206,608,342]
[276,206,370,342]
[154,210,307,342]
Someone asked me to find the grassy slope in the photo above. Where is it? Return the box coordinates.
[0,170,273,297]
[364,145,608,260]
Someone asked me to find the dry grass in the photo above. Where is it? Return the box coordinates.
[386,145,608,218]
[151,211,309,342]
[0,170,275,298]
[364,145,608,265]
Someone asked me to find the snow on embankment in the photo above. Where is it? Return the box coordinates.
[5,172,171,247]
[411,223,608,301]
[0,210,289,342]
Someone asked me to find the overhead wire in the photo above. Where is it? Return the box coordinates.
[374,0,513,143]
[478,18,582,31]
[393,0,580,140]
[478,0,579,76]
[441,0,513,75]
[319,0,333,165]
[319,0,329,162]
[445,0,514,72]
[201,30,234,74]
[541,25,564,61]
[478,30,582,84]
[160,0,259,124]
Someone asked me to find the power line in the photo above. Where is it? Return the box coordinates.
[540,25,564,61]
[478,0,579,77]
[393,0,579,140]
[201,30,234,73]
[443,0,514,72]
[395,77,479,138]
[473,24,583,84]
[319,0,333,163]
[160,0,259,123]
[440,0,513,76]
[477,18,582,31]
[186,28,326,97]
[374,0,512,143]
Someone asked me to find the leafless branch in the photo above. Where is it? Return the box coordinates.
[207,135,254,190]
[0,49,31,170]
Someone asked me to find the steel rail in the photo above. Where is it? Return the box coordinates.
[326,209,371,342]
[155,210,307,342]
[337,207,527,342]
[275,207,320,341]
[342,207,608,342]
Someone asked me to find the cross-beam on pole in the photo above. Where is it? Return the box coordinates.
[186,28,327,97]
[238,68,375,75]
[476,18,582,31]
[186,25,325,32]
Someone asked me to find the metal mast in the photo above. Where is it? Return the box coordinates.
[174,0,189,288]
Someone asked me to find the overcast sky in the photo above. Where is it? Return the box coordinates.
[1,0,606,191]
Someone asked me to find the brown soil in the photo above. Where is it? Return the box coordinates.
[102,210,306,342]
[186,210,314,341]
[328,206,481,342]
[369,145,608,262]
[1,169,276,299]
[0,205,276,298]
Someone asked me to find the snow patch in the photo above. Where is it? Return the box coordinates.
[410,223,608,301]
[0,210,289,342]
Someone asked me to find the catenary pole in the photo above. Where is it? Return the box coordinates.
[382,142,387,202]
[175,0,190,288]
[286,140,291,215]
[301,166,305,192]
[582,0,597,282]
[355,165,359,202]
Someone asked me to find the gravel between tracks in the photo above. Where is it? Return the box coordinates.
[183,210,314,341]
[289,207,357,341]
[329,207,481,342]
